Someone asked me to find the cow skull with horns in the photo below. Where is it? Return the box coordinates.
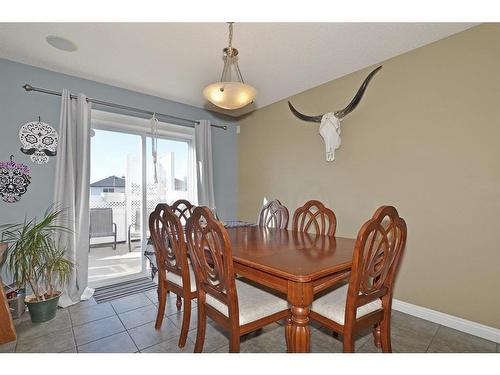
[288,66,382,161]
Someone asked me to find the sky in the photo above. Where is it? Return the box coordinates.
[90,129,189,184]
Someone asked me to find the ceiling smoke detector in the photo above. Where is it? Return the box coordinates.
[45,35,78,52]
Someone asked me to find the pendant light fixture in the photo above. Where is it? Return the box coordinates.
[203,22,257,110]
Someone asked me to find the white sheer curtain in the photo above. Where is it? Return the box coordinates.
[195,120,216,210]
[54,90,93,308]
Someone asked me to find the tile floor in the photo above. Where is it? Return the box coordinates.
[1,289,498,353]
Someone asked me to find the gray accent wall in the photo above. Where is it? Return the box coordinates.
[0,58,237,227]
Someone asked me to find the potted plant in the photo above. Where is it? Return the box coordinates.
[0,207,73,323]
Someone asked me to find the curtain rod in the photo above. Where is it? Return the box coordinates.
[22,83,228,131]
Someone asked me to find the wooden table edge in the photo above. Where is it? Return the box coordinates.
[232,256,353,283]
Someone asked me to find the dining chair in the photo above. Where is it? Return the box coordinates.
[292,199,337,236]
[169,199,196,309]
[148,203,197,348]
[186,206,289,353]
[171,199,196,225]
[309,206,407,352]
[257,199,289,229]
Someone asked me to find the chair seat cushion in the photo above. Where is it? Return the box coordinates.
[165,264,197,292]
[311,284,382,325]
[205,279,288,325]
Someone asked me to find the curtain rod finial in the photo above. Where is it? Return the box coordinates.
[23,84,33,91]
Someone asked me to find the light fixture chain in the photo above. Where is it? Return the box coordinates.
[228,22,233,49]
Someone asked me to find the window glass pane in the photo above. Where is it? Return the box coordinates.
[146,137,192,215]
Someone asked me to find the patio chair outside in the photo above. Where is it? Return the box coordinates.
[128,208,141,252]
[89,208,117,251]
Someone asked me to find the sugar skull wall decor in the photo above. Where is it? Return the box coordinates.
[0,155,32,203]
[19,118,58,164]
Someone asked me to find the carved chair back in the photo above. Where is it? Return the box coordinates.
[292,200,337,236]
[186,206,239,320]
[345,206,407,325]
[170,199,196,226]
[149,203,191,287]
[258,199,289,229]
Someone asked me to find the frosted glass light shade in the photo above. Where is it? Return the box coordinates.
[203,81,257,110]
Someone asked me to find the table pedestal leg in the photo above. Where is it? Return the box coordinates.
[289,306,311,352]
[373,324,382,348]
[285,316,292,352]
[287,281,313,353]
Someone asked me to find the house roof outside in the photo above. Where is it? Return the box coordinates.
[90,175,125,188]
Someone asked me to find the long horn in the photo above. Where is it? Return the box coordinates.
[288,101,323,123]
[334,66,382,119]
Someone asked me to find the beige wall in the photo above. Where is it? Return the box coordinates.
[237,24,500,328]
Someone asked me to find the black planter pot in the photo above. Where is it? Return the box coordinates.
[25,292,61,323]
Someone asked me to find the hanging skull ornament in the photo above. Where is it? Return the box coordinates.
[288,66,382,161]
[19,119,58,164]
[0,155,32,203]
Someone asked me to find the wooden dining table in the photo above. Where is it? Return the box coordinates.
[226,226,356,353]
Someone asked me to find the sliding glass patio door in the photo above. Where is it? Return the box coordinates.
[89,110,196,287]
[89,129,144,287]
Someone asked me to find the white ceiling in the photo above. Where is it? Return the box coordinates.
[0,23,476,117]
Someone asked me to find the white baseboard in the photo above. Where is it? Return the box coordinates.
[392,299,500,344]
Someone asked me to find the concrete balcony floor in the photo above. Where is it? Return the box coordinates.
[88,241,145,288]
